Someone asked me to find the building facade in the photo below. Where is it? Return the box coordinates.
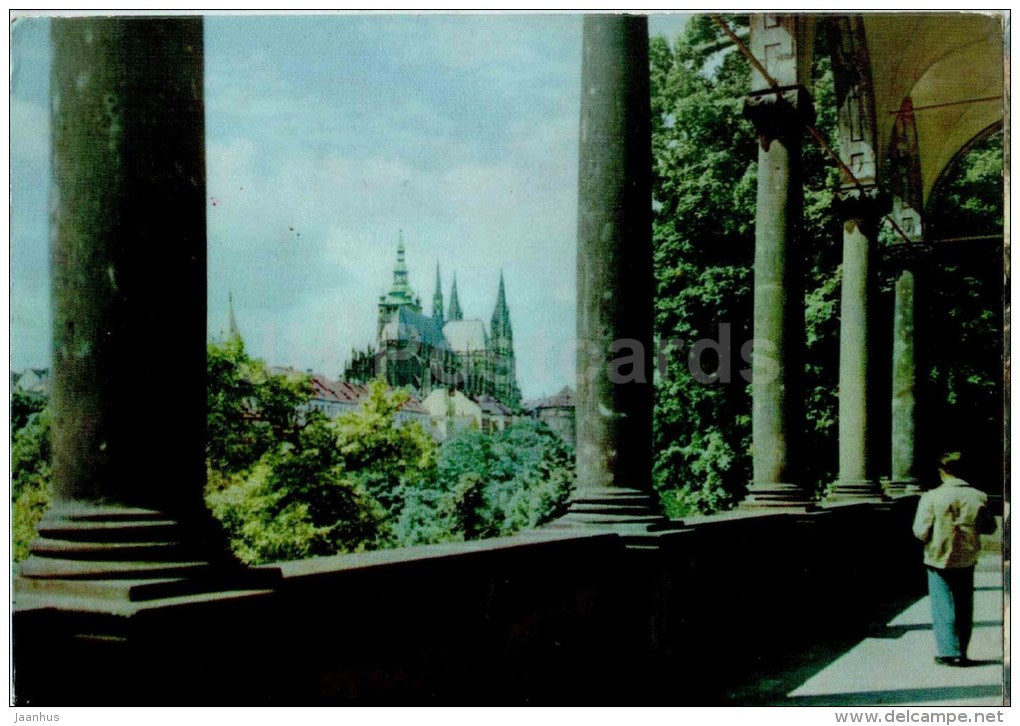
[344,235,522,410]
[525,386,576,449]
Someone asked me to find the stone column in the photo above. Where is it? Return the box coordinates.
[741,16,815,508]
[17,17,237,600]
[886,243,931,493]
[562,15,666,532]
[827,188,888,501]
[889,268,920,491]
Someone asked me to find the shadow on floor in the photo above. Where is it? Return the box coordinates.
[714,590,926,705]
[869,621,1001,638]
[775,684,1003,707]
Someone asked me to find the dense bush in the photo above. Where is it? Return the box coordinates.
[205,343,426,563]
[11,400,50,563]
[396,419,574,545]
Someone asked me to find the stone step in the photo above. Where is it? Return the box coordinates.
[569,495,658,507]
[16,575,191,601]
[37,519,180,543]
[55,507,167,523]
[18,557,212,580]
[29,538,189,562]
[561,512,669,525]
[16,574,270,602]
[566,504,663,517]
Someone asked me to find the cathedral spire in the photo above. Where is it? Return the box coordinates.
[488,271,519,408]
[227,291,242,343]
[448,273,464,321]
[491,270,511,337]
[432,263,444,323]
[381,230,418,311]
[393,230,408,288]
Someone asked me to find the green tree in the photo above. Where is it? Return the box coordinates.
[332,381,438,523]
[206,378,436,563]
[11,388,45,433]
[485,420,575,534]
[206,337,312,474]
[924,130,1004,491]
[397,419,574,545]
[11,405,51,562]
[650,18,756,515]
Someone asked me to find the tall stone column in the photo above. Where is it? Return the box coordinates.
[17,17,238,602]
[742,15,815,508]
[889,268,920,491]
[885,242,932,494]
[827,188,888,501]
[561,15,666,532]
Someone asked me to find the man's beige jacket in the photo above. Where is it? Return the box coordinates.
[912,477,996,569]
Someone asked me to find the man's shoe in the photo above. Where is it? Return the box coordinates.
[934,656,964,666]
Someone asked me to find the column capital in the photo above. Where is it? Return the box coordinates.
[834,184,891,224]
[742,85,815,150]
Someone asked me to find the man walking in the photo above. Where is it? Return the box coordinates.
[912,452,997,666]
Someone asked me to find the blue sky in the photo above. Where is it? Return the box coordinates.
[11,13,688,400]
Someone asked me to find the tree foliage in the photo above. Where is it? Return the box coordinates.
[205,350,420,563]
[206,336,313,474]
[650,18,757,515]
[397,419,574,545]
[924,130,1005,491]
[11,404,51,563]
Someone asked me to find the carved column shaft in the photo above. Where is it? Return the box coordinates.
[48,16,206,513]
[829,188,888,501]
[886,241,932,493]
[563,14,665,531]
[890,267,919,490]
[742,87,814,507]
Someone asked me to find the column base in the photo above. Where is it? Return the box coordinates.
[825,479,889,503]
[15,503,279,611]
[741,482,816,510]
[548,487,684,547]
[885,478,923,495]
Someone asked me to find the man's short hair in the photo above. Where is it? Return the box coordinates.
[939,451,965,478]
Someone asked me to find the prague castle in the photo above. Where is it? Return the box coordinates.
[344,234,522,409]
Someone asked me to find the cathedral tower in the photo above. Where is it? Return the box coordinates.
[447,273,464,321]
[489,271,521,408]
[377,231,421,337]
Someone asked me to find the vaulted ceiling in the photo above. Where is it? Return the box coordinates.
[863,13,1005,206]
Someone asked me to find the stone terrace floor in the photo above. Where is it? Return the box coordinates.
[721,549,1007,707]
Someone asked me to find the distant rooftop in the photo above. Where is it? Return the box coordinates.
[271,366,426,413]
[527,386,575,411]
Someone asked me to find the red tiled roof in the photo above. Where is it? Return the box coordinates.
[268,366,430,415]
